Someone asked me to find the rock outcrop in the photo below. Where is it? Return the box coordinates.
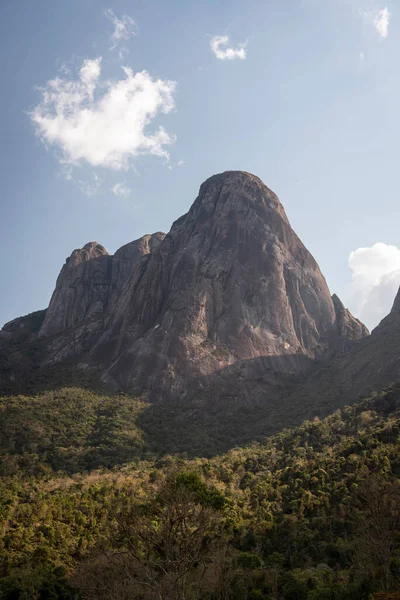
[38,234,165,361]
[39,242,111,339]
[2,171,369,402]
[86,171,367,398]
[331,293,369,351]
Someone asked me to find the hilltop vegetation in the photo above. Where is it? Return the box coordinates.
[0,385,400,598]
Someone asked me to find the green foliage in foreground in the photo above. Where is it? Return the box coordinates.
[0,384,400,598]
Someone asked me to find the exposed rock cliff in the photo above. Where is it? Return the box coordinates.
[331,293,369,351]
[87,171,366,398]
[38,234,165,361]
[2,171,369,403]
[39,242,111,339]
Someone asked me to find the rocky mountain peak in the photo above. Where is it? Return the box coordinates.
[6,170,367,401]
[202,169,286,204]
[66,242,109,268]
[38,233,165,358]
[190,171,290,233]
[87,171,367,398]
[331,293,369,347]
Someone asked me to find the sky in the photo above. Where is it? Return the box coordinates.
[0,0,399,332]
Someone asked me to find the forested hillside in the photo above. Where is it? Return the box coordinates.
[1,384,400,599]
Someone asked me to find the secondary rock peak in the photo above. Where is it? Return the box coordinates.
[66,242,109,268]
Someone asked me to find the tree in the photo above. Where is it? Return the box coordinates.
[76,472,227,600]
[352,476,400,591]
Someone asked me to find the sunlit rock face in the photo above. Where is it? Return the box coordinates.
[39,235,165,361]
[83,171,366,398]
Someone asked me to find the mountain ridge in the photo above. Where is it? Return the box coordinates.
[81,170,366,397]
[3,170,398,439]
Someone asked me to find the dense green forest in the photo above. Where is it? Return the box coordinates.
[1,384,400,598]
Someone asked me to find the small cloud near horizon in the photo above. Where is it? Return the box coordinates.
[346,242,400,330]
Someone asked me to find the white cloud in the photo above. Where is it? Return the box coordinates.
[346,243,400,329]
[374,7,390,38]
[177,160,185,167]
[105,8,136,44]
[29,57,176,171]
[210,35,247,60]
[360,51,365,60]
[361,7,391,38]
[112,182,131,198]
[79,57,101,99]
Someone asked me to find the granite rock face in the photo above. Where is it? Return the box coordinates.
[85,171,367,397]
[38,235,165,361]
[8,171,368,399]
[39,242,111,339]
[331,293,369,351]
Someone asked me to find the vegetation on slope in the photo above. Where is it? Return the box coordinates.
[0,385,400,598]
[0,388,146,475]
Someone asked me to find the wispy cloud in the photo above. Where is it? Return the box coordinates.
[105,8,136,43]
[112,182,131,198]
[346,242,400,329]
[77,173,102,197]
[105,9,137,58]
[361,6,391,38]
[29,57,176,172]
[210,35,247,60]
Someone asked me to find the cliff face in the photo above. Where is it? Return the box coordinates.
[39,242,111,339]
[331,293,369,351]
[38,234,165,362]
[87,171,367,397]
[2,171,368,400]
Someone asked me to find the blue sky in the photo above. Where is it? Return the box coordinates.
[0,0,399,330]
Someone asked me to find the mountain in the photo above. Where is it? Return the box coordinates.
[11,170,366,402]
[2,171,400,600]
[292,285,400,417]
